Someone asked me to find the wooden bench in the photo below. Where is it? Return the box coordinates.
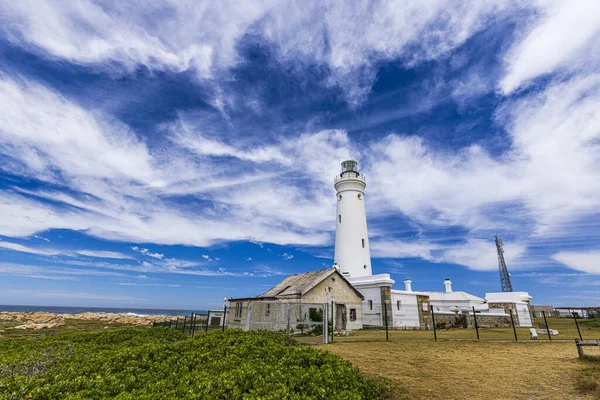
[575,339,600,358]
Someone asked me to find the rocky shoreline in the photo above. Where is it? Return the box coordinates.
[0,311,180,331]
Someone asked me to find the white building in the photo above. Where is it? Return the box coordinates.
[485,292,533,327]
[426,279,489,313]
[330,159,535,329]
[333,160,431,328]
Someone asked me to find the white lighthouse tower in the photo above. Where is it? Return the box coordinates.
[333,159,372,278]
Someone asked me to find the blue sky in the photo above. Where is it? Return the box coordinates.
[0,1,599,309]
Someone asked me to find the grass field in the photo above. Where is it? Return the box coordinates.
[2,318,599,398]
[307,318,600,399]
[318,340,600,399]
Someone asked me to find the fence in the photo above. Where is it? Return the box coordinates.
[152,309,227,336]
[152,302,600,345]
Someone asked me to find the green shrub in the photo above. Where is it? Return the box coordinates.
[0,328,388,399]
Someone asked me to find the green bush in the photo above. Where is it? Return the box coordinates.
[0,328,388,399]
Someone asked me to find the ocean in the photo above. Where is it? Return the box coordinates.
[0,305,209,317]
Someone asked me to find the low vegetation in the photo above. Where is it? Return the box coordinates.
[0,328,391,399]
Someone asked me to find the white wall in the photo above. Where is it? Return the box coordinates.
[390,291,421,328]
[357,285,383,326]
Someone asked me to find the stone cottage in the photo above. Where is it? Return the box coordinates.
[227,268,364,333]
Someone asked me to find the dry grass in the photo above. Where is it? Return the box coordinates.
[317,339,600,400]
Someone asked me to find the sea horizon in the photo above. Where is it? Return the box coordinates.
[0,304,210,317]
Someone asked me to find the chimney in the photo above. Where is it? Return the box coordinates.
[444,279,452,293]
[404,279,412,292]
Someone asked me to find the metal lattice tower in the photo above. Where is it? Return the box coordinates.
[495,235,513,292]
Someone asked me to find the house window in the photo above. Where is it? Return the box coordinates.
[338,214,341,223]
[350,309,357,321]
[362,239,365,248]
[397,300,402,311]
[235,302,243,318]
[368,300,373,310]
[265,303,270,317]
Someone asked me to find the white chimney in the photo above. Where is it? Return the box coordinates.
[444,279,452,293]
[404,279,412,292]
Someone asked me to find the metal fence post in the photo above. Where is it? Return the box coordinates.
[330,301,334,344]
[431,307,437,341]
[542,311,552,341]
[324,303,329,344]
[383,302,389,341]
[472,306,480,340]
[573,312,583,341]
[221,306,227,332]
[509,308,518,342]
[205,310,211,333]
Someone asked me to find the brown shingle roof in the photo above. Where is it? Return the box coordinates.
[230,268,364,301]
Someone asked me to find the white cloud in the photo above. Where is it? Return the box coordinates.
[440,239,525,272]
[370,240,439,261]
[501,1,600,94]
[131,246,164,260]
[0,76,155,184]
[0,239,130,259]
[75,250,132,259]
[0,240,60,256]
[371,238,526,272]
[115,282,181,288]
[0,0,519,104]
[552,250,600,274]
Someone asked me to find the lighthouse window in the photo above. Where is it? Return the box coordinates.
[363,264,367,269]
[362,239,365,248]
[357,193,363,200]
[338,214,341,223]
[338,194,342,201]
[397,300,402,311]
[368,300,373,310]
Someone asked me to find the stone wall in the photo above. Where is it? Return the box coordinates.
[416,295,432,328]
[432,311,512,329]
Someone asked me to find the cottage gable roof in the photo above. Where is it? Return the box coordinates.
[230,268,364,301]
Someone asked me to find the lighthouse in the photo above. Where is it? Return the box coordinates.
[333,159,372,278]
